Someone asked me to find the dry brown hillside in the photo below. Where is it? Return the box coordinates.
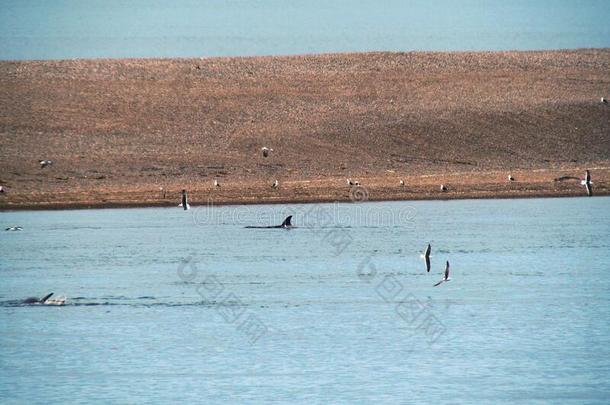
[1,50,609,208]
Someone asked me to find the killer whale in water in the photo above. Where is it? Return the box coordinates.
[245,215,293,229]
[22,292,55,304]
[22,292,66,305]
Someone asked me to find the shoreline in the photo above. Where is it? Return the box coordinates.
[0,192,605,212]
[1,167,607,211]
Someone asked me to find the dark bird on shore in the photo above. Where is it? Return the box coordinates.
[508,175,515,181]
[39,160,53,168]
[179,189,190,210]
[422,243,431,272]
[554,175,580,182]
[602,97,608,104]
[581,170,593,197]
[434,261,451,287]
[272,179,279,188]
[440,184,447,192]
[261,147,273,157]
[5,226,22,231]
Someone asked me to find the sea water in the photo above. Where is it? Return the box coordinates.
[1,197,609,403]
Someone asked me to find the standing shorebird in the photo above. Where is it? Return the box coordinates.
[179,189,190,210]
[602,97,608,104]
[214,179,220,188]
[261,147,273,158]
[39,160,53,168]
[434,261,451,287]
[508,175,515,182]
[581,170,593,197]
[440,184,447,192]
[399,180,405,187]
[0,185,5,194]
[272,179,279,188]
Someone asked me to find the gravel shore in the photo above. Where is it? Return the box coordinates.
[1,50,609,209]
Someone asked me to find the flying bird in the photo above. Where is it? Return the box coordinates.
[5,226,22,231]
[272,180,279,188]
[179,189,190,210]
[422,243,431,272]
[581,170,593,197]
[261,147,273,157]
[434,261,451,287]
[347,179,360,186]
[39,160,53,168]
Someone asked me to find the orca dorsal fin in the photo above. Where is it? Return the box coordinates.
[281,215,293,228]
[40,293,54,303]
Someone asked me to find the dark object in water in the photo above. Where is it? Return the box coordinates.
[245,215,293,229]
[23,293,54,304]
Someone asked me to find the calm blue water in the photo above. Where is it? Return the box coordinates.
[1,197,609,403]
[1,0,609,60]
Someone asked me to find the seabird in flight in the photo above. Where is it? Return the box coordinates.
[422,243,431,272]
[347,179,360,186]
[5,226,22,231]
[434,261,451,287]
[39,160,53,168]
[179,189,190,210]
[581,170,593,197]
[272,179,279,188]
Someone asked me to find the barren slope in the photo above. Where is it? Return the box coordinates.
[1,50,609,208]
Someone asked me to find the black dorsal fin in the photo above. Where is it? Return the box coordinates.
[281,216,292,227]
[40,293,54,303]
